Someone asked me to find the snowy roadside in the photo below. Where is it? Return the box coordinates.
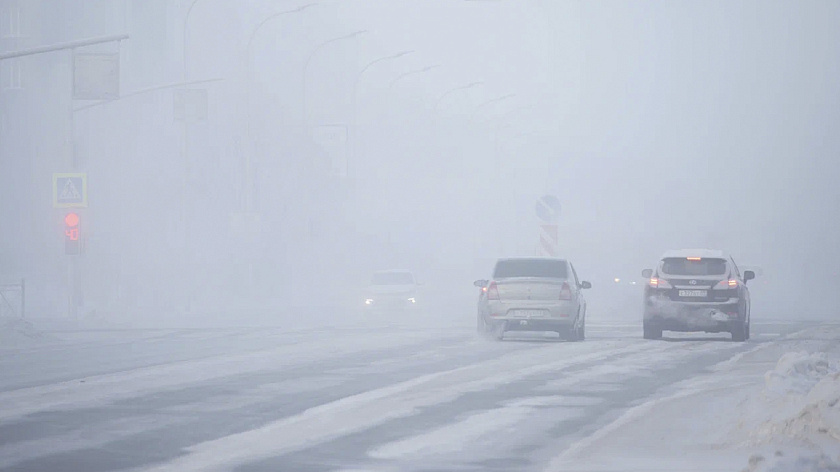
[545,323,840,472]
[0,315,58,348]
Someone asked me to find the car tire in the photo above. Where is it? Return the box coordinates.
[563,320,583,342]
[494,328,505,341]
[477,314,496,339]
[643,322,662,340]
[731,322,747,342]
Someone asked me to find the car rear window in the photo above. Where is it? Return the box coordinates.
[493,260,568,279]
[371,272,414,285]
[661,258,727,276]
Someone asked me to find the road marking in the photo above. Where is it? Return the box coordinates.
[143,341,678,472]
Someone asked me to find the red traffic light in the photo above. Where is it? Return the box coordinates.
[64,213,81,254]
[65,212,79,227]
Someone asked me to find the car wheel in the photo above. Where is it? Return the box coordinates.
[494,327,505,341]
[731,322,747,342]
[643,322,662,340]
[565,314,585,342]
[567,319,585,342]
[564,320,582,342]
[745,319,751,340]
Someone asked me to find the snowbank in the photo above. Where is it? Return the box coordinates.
[742,451,840,472]
[737,351,840,471]
[0,316,54,348]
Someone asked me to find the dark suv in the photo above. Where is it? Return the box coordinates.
[641,249,755,342]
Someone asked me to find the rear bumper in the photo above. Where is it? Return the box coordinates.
[485,300,576,318]
[489,318,574,332]
[482,300,577,332]
[644,297,741,332]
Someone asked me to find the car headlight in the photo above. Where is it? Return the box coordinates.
[364,298,374,305]
[408,297,416,304]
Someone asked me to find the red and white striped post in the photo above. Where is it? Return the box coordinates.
[540,224,558,257]
[535,195,560,257]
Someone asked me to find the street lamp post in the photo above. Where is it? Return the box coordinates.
[433,81,483,113]
[244,3,317,212]
[349,50,413,179]
[180,0,207,313]
[182,0,203,81]
[388,65,441,89]
[471,93,516,121]
[302,30,367,126]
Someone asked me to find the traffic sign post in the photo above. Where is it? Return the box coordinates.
[535,195,560,224]
[53,173,88,208]
[540,224,559,257]
[536,195,561,257]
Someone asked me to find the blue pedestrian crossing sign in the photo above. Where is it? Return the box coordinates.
[53,173,88,208]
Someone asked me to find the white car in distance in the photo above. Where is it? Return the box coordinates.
[363,270,421,314]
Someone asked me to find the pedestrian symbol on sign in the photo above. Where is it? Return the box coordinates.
[60,179,81,201]
[53,173,88,208]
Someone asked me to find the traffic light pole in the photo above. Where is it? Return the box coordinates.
[67,62,80,319]
[2,35,129,319]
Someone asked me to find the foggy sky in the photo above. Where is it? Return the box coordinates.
[1,0,838,321]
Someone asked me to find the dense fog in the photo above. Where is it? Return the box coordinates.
[1,0,839,325]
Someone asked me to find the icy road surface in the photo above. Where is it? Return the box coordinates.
[0,319,837,472]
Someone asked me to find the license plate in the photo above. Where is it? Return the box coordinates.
[678,290,707,297]
[512,310,545,318]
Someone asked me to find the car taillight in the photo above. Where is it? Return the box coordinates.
[649,277,672,289]
[559,282,572,300]
[714,279,738,290]
[487,282,500,300]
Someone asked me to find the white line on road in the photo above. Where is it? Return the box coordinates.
[141,340,676,472]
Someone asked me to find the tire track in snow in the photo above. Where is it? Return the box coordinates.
[138,339,693,472]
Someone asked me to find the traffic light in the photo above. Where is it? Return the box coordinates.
[64,212,81,255]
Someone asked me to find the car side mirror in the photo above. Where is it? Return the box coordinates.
[743,270,755,282]
[580,281,592,289]
[641,269,653,278]
[473,279,488,288]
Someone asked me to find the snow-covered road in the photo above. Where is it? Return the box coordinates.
[0,319,836,472]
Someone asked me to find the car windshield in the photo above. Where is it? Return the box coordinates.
[661,258,727,276]
[493,260,568,278]
[371,272,414,285]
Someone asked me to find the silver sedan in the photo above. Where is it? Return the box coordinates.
[475,258,591,341]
